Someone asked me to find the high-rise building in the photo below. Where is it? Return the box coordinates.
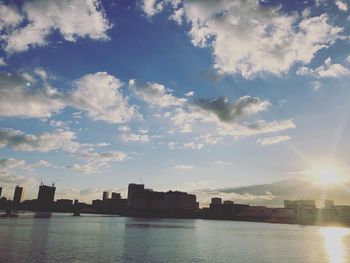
[37,184,56,208]
[102,191,109,201]
[0,187,2,198]
[13,185,24,205]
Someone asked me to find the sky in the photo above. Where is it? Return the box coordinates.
[1,0,350,206]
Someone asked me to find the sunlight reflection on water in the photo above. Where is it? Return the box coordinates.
[320,227,350,263]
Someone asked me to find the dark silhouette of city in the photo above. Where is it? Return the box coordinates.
[1,184,350,226]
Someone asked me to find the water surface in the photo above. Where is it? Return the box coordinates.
[0,213,349,263]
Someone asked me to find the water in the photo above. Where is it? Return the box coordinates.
[0,213,350,263]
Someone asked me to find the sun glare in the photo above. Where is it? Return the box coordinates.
[312,164,348,186]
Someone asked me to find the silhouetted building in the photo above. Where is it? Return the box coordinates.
[13,185,24,206]
[55,199,74,212]
[37,184,56,210]
[111,192,121,199]
[164,191,197,212]
[102,191,109,201]
[0,187,2,198]
[209,197,222,217]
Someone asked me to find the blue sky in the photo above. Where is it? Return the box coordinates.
[1,0,350,206]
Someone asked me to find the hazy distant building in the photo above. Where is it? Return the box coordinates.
[284,200,316,209]
[102,191,109,201]
[0,187,2,198]
[13,185,24,206]
[324,200,335,209]
[37,184,56,209]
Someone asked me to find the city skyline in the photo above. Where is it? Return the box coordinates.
[1,0,350,206]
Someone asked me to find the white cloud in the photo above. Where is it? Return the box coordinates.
[297,57,350,78]
[142,0,164,17]
[130,80,186,108]
[120,133,150,143]
[174,164,195,170]
[0,72,66,118]
[68,163,100,175]
[68,150,127,174]
[0,2,22,31]
[71,72,136,123]
[336,0,348,11]
[170,7,184,25]
[218,119,296,138]
[0,128,79,153]
[159,1,343,78]
[185,91,194,97]
[50,120,67,128]
[311,81,322,91]
[0,158,51,172]
[3,0,111,53]
[168,141,203,150]
[257,135,291,145]
[0,57,6,66]
[0,71,137,123]
[0,171,36,187]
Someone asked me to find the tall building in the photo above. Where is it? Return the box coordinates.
[37,184,56,208]
[13,185,24,206]
[102,191,109,201]
[0,187,2,198]
[127,183,145,206]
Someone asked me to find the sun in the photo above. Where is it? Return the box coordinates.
[312,164,348,186]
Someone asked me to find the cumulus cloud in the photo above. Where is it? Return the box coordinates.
[148,1,343,78]
[2,0,111,53]
[297,57,350,78]
[0,128,79,152]
[71,72,136,123]
[0,71,137,123]
[257,135,291,145]
[193,96,270,123]
[0,72,66,118]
